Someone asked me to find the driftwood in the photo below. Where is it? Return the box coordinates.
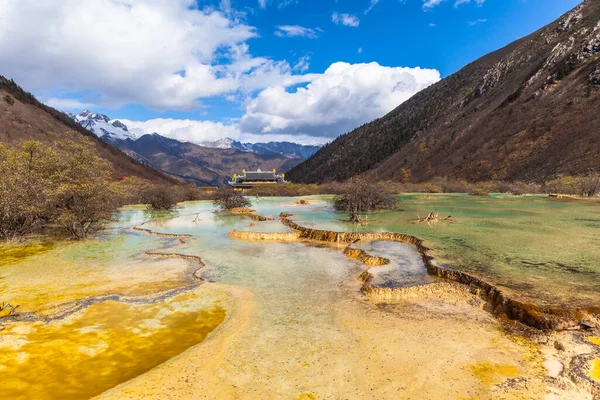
[415,212,451,226]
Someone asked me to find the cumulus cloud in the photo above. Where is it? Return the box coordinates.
[240,62,440,138]
[0,0,299,110]
[119,118,327,145]
[332,13,360,27]
[118,62,440,145]
[274,25,319,38]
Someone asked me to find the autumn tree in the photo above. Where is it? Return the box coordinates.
[50,140,123,240]
[0,138,124,241]
[0,142,56,240]
[334,176,399,222]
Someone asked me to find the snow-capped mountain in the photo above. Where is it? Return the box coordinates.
[201,138,320,160]
[69,110,321,160]
[69,110,136,142]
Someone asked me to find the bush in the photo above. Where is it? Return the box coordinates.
[334,177,399,222]
[579,169,600,197]
[544,175,580,195]
[145,186,178,211]
[213,188,251,211]
[469,188,489,197]
[3,95,14,105]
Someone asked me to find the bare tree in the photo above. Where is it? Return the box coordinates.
[145,186,178,211]
[334,177,399,222]
[213,187,251,211]
[579,169,600,197]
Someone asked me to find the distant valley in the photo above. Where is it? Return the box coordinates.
[69,111,321,186]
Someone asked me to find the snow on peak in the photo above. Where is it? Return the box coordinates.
[200,137,236,149]
[72,110,136,141]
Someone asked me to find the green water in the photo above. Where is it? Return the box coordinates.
[290,194,600,308]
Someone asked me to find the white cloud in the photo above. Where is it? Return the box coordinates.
[364,0,380,15]
[114,61,440,145]
[423,0,443,8]
[45,98,97,111]
[332,13,360,27]
[240,62,440,138]
[257,0,299,9]
[292,56,311,73]
[119,118,243,144]
[0,0,296,110]
[424,0,485,8]
[468,18,487,25]
[274,25,319,38]
[118,118,327,145]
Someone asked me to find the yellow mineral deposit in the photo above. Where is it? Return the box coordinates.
[0,291,226,400]
[466,362,520,387]
[590,360,600,382]
[588,338,600,382]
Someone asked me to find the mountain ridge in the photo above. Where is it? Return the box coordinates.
[68,110,319,186]
[70,110,321,160]
[288,0,600,184]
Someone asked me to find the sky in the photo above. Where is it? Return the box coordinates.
[0,0,582,145]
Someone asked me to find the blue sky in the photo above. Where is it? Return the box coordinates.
[0,0,582,144]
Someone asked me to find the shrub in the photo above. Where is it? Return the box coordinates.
[3,95,14,105]
[145,186,178,211]
[469,188,489,197]
[579,169,600,197]
[334,177,399,222]
[544,175,580,195]
[213,187,251,211]
[119,176,156,205]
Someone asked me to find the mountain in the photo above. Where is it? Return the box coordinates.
[288,0,600,184]
[0,76,177,185]
[70,111,319,186]
[69,110,136,142]
[116,134,302,186]
[72,111,320,161]
[201,138,321,160]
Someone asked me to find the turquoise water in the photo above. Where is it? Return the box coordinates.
[289,194,600,308]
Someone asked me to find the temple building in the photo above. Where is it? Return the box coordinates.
[228,168,286,190]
